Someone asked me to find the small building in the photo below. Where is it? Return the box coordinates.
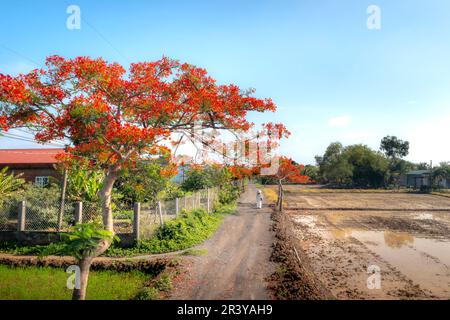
[402,170,450,189]
[405,170,431,188]
[0,149,63,187]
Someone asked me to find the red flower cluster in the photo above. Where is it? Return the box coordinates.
[0,55,281,172]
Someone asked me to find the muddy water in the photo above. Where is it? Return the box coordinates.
[336,230,450,297]
[292,211,450,299]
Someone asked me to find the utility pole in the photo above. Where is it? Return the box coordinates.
[58,167,68,231]
[57,145,69,231]
[430,160,433,190]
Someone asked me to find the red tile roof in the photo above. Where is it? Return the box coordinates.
[0,149,63,165]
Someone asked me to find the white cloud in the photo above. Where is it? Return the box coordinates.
[328,115,352,128]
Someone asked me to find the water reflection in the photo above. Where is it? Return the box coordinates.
[383,231,414,249]
[331,228,415,249]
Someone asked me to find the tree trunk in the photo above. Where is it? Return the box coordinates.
[277,179,283,212]
[72,257,92,300]
[72,166,118,300]
[71,239,111,300]
[279,187,284,212]
[99,167,119,232]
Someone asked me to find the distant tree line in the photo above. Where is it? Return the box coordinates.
[311,136,449,188]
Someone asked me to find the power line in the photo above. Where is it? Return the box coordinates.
[13,128,71,145]
[0,132,66,147]
[0,43,42,68]
[63,0,130,63]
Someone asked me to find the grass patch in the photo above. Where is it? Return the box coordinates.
[261,187,278,204]
[134,286,160,300]
[181,248,208,256]
[0,242,65,257]
[133,273,174,300]
[0,265,148,300]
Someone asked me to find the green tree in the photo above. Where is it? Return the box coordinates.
[315,142,353,185]
[115,161,176,206]
[344,144,389,188]
[181,166,213,192]
[0,167,25,199]
[316,142,390,187]
[416,162,431,170]
[380,136,410,187]
[67,164,104,202]
[433,162,450,188]
[380,136,409,159]
[303,165,319,183]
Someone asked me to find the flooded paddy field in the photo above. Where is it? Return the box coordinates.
[279,187,450,299]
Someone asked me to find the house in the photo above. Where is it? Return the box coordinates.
[0,149,63,187]
[404,170,431,188]
[401,170,450,189]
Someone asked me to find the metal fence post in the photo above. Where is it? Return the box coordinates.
[158,201,164,226]
[175,198,179,217]
[74,202,83,224]
[17,201,26,232]
[133,202,141,241]
[207,188,210,213]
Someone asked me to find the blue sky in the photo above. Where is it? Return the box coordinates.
[1,0,449,164]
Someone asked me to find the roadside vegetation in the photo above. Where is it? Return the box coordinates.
[0,265,148,300]
[0,162,241,300]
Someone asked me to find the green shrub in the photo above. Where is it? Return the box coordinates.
[59,223,119,260]
[104,202,236,257]
[154,273,173,293]
[0,241,65,256]
[2,183,69,230]
[0,167,25,199]
[133,287,160,300]
[113,209,134,220]
[218,185,240,205]
[182,248,208,256]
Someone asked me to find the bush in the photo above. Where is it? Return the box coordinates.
[154,273,173,293]
[138,208,223,253]
[133,287,160,300]
[113,209,134,220]
[3,183,70,230]
[105,202,236,257]
[218,185,240,205]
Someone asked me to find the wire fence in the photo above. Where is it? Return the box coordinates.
[0,198,18,231]
[0,187,219,240]
[139,188,219,240]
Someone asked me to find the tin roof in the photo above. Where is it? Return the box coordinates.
[0,149,63,165]
[406,170,430,176]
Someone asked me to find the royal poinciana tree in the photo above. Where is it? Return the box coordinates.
[0,55,279,299]
[270,157,310,211]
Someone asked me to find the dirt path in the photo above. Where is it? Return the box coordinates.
[170,183,276,300]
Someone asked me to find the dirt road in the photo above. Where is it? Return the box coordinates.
[170,183,275,300]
